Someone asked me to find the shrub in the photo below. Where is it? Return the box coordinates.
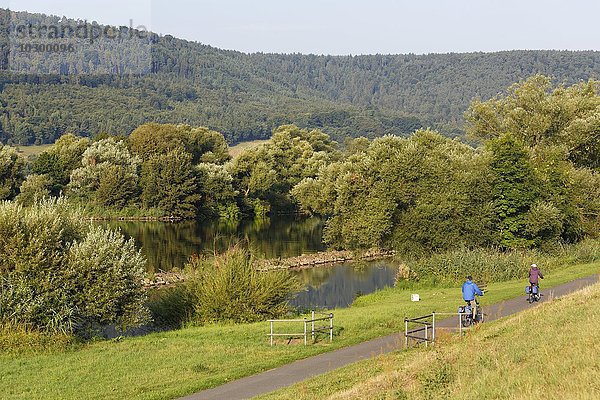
[0,200,149,337]
[66,227,150,331]
[184,246,300,324]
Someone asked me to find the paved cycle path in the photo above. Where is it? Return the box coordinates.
[181,274,598,400]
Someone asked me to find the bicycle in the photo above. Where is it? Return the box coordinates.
[526,284,541,303]
[458,298,484,328]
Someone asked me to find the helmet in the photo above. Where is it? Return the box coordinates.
[531,264,537,269]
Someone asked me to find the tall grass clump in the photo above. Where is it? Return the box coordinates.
[403,239,600,285]
[404,248,538,284]
[184,246,300,324]
[147,286,195,330]
[0,199,149,344]
[0,321,78,354]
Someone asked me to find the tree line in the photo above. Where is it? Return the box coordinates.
[0,122,340,219]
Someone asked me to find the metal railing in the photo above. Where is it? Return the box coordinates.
[268,311,334,346]
[404,314,434,347]
[404,311,475,348]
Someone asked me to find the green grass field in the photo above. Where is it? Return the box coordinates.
[14,144,53,157]
[258,275,600,399]
[228,140,269,158]
[1,262,597,400]
[15,140,267,159]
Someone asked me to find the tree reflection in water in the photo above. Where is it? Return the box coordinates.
[100,215,325,273]
[290,261,397,309]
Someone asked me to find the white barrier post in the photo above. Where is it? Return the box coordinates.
[303,318,307,346]
[311,310,315,341]
[432,312,436,344]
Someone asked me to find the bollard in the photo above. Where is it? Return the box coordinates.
[311,310,315,340]
[432,312,436,344]
[329,313,333,342]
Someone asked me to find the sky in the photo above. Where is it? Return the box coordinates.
[4,0,600,55]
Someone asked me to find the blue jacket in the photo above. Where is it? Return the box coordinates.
[462,280,483,301]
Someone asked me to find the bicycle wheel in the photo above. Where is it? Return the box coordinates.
[476,307,484,323]
[461,314,470,328]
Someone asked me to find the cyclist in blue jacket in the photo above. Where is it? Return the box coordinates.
[462,275,483,307]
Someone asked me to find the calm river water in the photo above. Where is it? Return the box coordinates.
[102,216,398,308]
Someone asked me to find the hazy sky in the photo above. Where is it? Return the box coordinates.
[4,0,600,55]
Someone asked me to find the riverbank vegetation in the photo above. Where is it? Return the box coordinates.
[3,76,599,243]
[1,261,597,399]
[258,280,600,400]
[401,237,600,285]
[149,246,299,329]
[294,76,600,254]
[0,201,300,351]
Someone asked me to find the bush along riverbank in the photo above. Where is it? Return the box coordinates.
[0,201,300,350]
[0,199,149,347]
[398,238,600,286]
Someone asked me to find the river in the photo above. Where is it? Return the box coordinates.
[102,216,398,308]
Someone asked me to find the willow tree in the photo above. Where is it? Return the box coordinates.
[466,75,600,170]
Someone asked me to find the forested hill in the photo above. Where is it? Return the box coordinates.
[2,8,600,145]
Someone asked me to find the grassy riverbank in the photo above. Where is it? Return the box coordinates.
[1,262,598,400]
[258,278,600,400]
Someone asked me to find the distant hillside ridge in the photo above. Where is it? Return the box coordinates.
[2,8,600,145]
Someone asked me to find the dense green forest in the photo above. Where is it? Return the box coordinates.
[2,8,600,145]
